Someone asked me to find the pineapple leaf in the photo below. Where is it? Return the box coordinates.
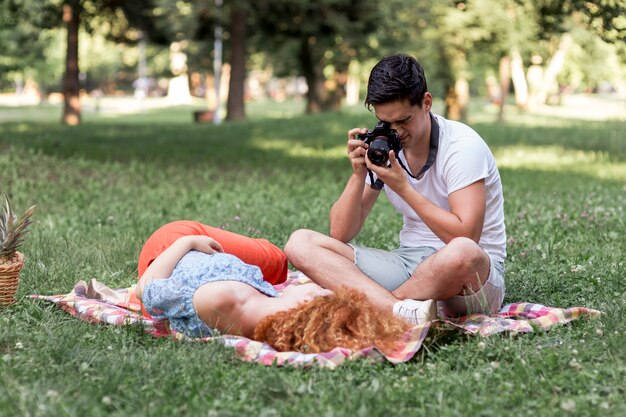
[0,193,37,259]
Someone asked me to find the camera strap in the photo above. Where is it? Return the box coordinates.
[397,113,439,180]
[369,113,439,190]
[369,170,384,190]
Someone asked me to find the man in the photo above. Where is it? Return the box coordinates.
[285,54,506,324]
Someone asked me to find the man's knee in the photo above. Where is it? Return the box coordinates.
[284,229,318,262]
[445,237,489,278]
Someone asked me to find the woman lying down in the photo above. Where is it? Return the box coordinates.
[134,221,411,354]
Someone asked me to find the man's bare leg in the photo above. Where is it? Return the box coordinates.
[392,237,491,301]
[284,229,398,311]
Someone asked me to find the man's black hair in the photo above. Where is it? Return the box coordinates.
[365,54,428,110]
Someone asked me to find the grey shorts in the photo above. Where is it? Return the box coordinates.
[349,244,505,317]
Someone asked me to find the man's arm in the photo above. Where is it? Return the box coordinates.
[329,128,382,242]
[367,151,486,244]
[329,174,380,242]
[399,180,486,243]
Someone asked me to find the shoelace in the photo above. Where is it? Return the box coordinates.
[396,304,421,323]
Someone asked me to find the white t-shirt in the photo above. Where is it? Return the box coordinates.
[367,114,506,261]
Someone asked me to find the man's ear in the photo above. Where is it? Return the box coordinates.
[422,92,433,112]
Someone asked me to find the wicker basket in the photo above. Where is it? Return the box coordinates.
[0,251,24,306]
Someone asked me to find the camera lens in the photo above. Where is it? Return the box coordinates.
[367,137,391,166]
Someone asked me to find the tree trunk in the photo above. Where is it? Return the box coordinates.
[327,68,348,111]
[346,74,360,106]
[510,48,529,110]
[497,55,511,123]
[226,4,246,121]
[299,37,330,114]
[345,60,361,106]
[444,83,459,121]
[62,2,81,126]
[456,78,469,122]
[167,42,192,104]
[526,55,544,111]
[444,78,468,122]
[540,34,572,105]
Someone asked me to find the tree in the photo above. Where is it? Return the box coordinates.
[60,0,163,125]
[253,0,382,113]
[1,0,167,124]
[155,0,251,121]
[62,1,81,125]
[399,1,624,122]
[535,0,626,44]
[418,0,541,121]
[0,1,63,94]
[510,0,626,111]
[226,1,246,120]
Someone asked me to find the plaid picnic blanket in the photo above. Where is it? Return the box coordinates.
[31,273,601,369]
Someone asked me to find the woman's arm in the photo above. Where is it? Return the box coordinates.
[135,235,223,300]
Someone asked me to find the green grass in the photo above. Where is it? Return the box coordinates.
[1,99,625,417]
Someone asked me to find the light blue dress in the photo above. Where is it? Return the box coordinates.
[142,251,278,337]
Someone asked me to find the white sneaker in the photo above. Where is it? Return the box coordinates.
[393,299,437,325]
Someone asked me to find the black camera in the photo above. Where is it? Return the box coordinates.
[357,121,401,166]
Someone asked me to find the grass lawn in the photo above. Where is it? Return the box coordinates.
[1,97,625,417]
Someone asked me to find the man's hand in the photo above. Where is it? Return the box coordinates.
[365,150,410,194]
[347,128,370,176]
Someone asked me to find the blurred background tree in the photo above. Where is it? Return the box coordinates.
[0,1,63,102]
[1,0,624,124]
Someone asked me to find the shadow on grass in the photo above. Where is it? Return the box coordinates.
[3,114,626,161]
[2,114,362,174]
[475,119,626,162]
[2,115,625,194]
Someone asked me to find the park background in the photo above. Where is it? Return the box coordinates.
[1,1,625,416]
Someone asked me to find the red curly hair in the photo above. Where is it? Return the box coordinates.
[253,287,411,354]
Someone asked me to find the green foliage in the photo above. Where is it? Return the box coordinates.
[0,0,169,90]
[561,25,626,91]
[535,0,626,43]
[252,0,386,110]
[2,0,625,115]
[150,0,235,75]
[0,0,61,89]
[0,101,625,415]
